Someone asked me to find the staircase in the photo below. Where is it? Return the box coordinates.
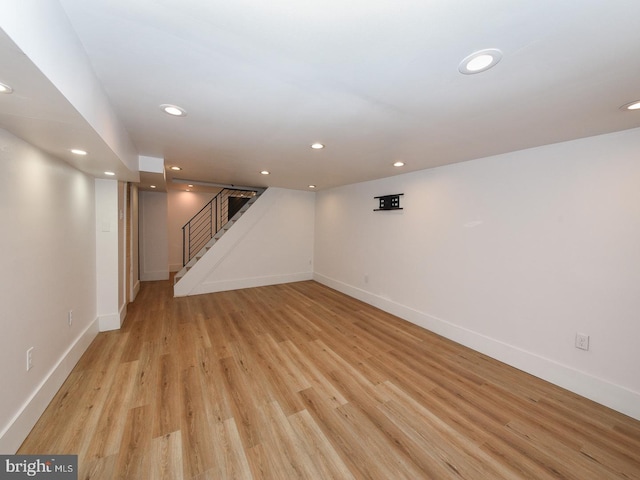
[174,187,265,284]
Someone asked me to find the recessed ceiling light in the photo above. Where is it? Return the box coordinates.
[70,149,87,156]
[393,161,405,167]
[150,185,157,189]
[308,185,316,189]
[311,143,324,149]
[458,49,503,75]
[170,166,182,171]
[260,170,270,175]
[188,184,194,187]
[104,171,115,176]
[0,82,13,94]
[160,104,187,117]
[620,100,640,111]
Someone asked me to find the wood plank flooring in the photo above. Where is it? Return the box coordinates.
[18,280,640,479]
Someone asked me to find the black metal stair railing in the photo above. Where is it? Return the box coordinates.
[181,188,257,266]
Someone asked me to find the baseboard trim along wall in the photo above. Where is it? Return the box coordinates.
[314,273,640,422]
[0,317,100,453]
[140,270,170,282]
[132,280,141,302]
[191,272,314,296]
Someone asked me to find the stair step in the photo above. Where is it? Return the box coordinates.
[174,271,186,284]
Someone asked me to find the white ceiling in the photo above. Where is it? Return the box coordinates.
[2,0,640,191]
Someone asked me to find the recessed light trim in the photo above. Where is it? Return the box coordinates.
[70,149,87,156]
[160,104,187,117]
[0,82,13,94]
[104,171,115,176]
[311,143,324,149]
[260,170,270,175]
[308,185,316,189]
[458,49,503,75]
[393,161,405,167]
[620,100,640,111]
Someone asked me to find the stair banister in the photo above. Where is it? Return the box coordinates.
[181,187,261,267]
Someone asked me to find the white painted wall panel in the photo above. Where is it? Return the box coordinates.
[95,179,120,330]
[139,191,169,281]
[0,128,98,452]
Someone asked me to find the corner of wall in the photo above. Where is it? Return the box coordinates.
[0,318,99,453]
[140,270,170,282]
[132,280,141,302]
[98,312,122,332]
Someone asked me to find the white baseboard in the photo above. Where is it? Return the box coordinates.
[120,303,127,327]
[0,317,99,453]
[313,273,640,421]
[132,280,140,301]
[98,303,127,332]
[188,272,313,296]
[140,270,169,281]
[98,313,120,332]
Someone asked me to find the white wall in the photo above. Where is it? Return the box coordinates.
[175,188,315,296]
[0,128,99,452]
[139,191,169,281]
[167,190,219,272]
[314,127,640,420]
[95,179,122,331]
[118,181,125,311]
[130,184,140,300]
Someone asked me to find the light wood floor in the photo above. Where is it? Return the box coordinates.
[19,280,640,479]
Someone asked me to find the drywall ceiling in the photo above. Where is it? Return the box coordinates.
[0,28,137,181]
[2,0,640,191]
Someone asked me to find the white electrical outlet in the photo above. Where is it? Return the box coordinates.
[26,347,34,371]
[575,333,590,351]
[68,309,73,327]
